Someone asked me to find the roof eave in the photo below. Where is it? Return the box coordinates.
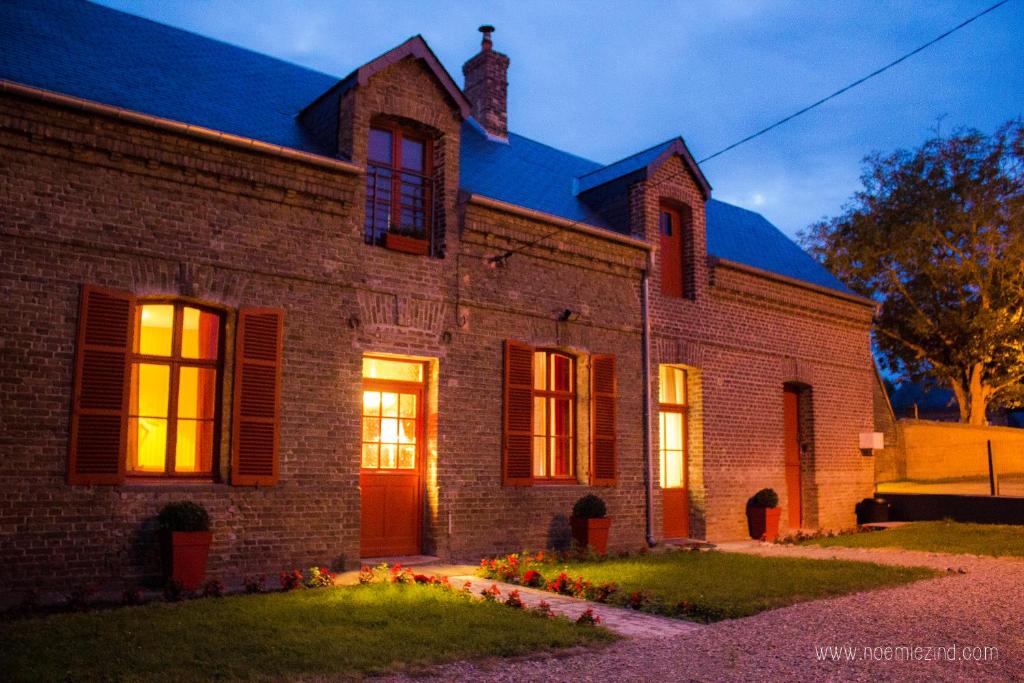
[1,79,362,175]
[710,255,876,308]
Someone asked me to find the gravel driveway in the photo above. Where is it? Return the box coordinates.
[383,544,1023,682]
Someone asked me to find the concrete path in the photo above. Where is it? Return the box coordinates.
[453,575,700,639]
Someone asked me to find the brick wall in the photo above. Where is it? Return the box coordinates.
[638,156,876,539]
[0,49,877,600]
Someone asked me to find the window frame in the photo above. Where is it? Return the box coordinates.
[658,365,688,490]
[531,349,577,483]
[127,299,225,480]
[359,355,427,474]
[364,122,434,246]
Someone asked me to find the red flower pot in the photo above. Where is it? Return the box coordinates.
[161,531,213,590]
[570,517,612,553]
[746,506,781,542]
[384,233,429,255]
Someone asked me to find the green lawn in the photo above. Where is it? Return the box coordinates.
[0,583,614,682]
[553,551,935,622]
[805,521,1024,558]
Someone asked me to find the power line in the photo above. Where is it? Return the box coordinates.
[697,0,1013,164]
[484,0,1012,265]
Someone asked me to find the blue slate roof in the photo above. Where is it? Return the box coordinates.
[705,200,852,293]
[0,0,854,296]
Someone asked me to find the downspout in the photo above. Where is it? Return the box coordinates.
[641,253,656,547]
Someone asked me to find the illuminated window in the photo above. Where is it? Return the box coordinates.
[365,124,433,246]
[361,357,424,471]
[532,350,576,480]
[128,303,222,477]
[659,365,687,489]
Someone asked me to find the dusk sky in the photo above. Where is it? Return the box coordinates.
[96,0,1022,238]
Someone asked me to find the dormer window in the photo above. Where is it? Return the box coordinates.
[365,124,433,254]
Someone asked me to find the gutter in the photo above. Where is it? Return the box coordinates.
[464,193,652,252]
[641,252,656,547]
[0,80,362,176]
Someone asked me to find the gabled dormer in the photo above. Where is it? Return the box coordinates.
[576,137,711,300]
[300,35,473,258]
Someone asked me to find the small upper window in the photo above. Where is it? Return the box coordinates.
[659,211,673,236]
[365,124,432,250]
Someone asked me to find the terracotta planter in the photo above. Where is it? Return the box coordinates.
[161,530,213,590]
[570,517,612,553]
[746,506,781,542]
[384,233,429,255]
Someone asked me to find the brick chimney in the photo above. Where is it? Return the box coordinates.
[462,25,509,139]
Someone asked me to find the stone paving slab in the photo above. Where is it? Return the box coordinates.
[453,575,701,639]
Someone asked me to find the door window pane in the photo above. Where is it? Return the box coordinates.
[659,365,687,405]
[399,393,416,418]
[363,391,381,416]
[362,443,379,469]
[660,411,685,488]
[398,445,415,469]
[380,444,397,469]
[363,357,424,382]
[381,392,398,417]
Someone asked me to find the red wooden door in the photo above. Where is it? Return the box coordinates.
[659,207,683,297]
[660,408,689,538]
[360,380,423,557]
[783,387,802,529]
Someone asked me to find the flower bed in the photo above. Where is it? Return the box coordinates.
[359,561,602,626]
[476,548,935,623]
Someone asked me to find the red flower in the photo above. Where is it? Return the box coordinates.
[522,569,543,587]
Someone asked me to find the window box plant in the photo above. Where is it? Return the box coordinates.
[158,501,213,591]
[570,494,612,553]
[384,226,429,255]
[746,488,781,541]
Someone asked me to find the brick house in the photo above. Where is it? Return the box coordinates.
[0,0,876,595]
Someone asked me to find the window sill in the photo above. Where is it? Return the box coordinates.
[122,478,225,490]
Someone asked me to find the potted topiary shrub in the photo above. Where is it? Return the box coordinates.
[158,501,212,591]
[570,494,612,554]
[746,488,781,542]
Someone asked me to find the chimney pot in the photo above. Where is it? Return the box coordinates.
[479,25,495,50]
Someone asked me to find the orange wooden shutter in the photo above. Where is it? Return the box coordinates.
[503,340,534,486]
[590,354,617,486]
[68,285,133,485]
[232,308,284,486]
